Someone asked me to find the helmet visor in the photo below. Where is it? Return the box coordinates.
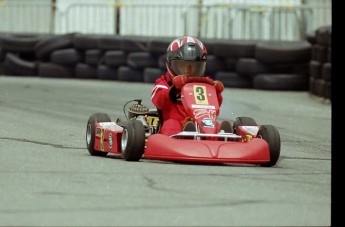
[170,60,206,77]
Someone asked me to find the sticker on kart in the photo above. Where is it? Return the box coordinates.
[193,85,209,105]
[99,122,123,131]
[241,126,259,135]
[201,118,215,128]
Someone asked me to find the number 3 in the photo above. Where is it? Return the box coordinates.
[196,86,205,101]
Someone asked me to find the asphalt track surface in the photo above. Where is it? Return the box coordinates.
[0,76,331,226]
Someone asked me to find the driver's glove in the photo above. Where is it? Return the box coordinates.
[213,80,224,93]
[172,75,188,89]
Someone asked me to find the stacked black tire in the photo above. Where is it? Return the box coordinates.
[0,28,330,95]
[307,25,332,101]
[210,39,311,90]
[0,33,52,76]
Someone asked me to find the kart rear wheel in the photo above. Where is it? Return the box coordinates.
[233,117,257,134]
[257,125,281,167]
[86,113,111,156]
[121,119,145,161]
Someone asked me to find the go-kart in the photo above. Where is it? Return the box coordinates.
[86,78,281,167]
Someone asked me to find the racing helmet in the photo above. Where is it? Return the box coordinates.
[166,36,207,77]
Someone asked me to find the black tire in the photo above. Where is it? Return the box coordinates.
[205,55,225,76]
[327,47,331,63]
[75,63,97,79]
[322,63,331,81]
[214,72,252,88]
[104,50,127,67]
[157,54,166,70]
[85,49,103,66]
[257,125,281,167]
[38,62,74,78]
[313,79,324,97]
[73,34,101,50]
[121,119,145,161]
[311,45,318,61]
[224,58,237,71]
[35,33,76,61]
[121,36,149,53]
[309,61,322,79]
[1,34,44,52]
[147,37,174,55]
[97,35,122,51]
[0,48,5,62]
[97,65,118,80]
[316,25,331,46]
[117,66,144,82]
[233,117,257,134]
[253,74,309,91]
[314,45,327,63]
[4,53,37,76]
[213,40,258,58]
[255,41,311,64]
[235,58,270,77]
[143,67,164,83]
[323,81,331,100]
[127,52,157,69]
[50,48,82,65]
[86,113,111,156]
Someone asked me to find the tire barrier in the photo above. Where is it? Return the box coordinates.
[4,52,37,76]
[50,48,83,65]
[35,33,75,61]
[253,74,309,91]
[85,49,103,66]
[38,62,74,78]
[143,67,165,84]
[75,63,98,79]
[0,26,331,100]
[97,64,118,81]
[307,25,332,101]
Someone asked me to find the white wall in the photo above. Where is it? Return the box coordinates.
[0,0,332,40]
[54,0,116,34]
[0,0,52,34]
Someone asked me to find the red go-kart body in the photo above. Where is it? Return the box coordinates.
[86,81,280,167]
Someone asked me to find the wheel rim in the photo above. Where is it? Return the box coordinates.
[86,124,92,145]
[121,129,128,152]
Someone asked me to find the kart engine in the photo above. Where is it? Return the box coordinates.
[128,100,149,119]
[127,99,160,137]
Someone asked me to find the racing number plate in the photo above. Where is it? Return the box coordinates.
[193,85,209,105]
[147,116,159,127]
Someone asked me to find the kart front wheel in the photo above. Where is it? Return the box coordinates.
[121,119,145,161]
[233,117,257,134]
[86,113,111,156]
[257,125,281,167]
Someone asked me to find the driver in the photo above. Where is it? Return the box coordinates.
[151,36,228,136]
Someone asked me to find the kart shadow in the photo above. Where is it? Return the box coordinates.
[90,154,259,167]
[141,159,259,168]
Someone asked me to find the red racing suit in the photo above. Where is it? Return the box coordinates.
[151,71,223,136]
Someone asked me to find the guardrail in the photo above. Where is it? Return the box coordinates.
[0,1,331,40]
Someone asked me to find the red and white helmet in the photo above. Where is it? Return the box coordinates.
[166,36,207,77]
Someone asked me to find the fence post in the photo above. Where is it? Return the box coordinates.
[50,0,57,34]
[197,0,203,37]
[115,0,120,35]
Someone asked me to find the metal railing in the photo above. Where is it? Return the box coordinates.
[0,0,332,40]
